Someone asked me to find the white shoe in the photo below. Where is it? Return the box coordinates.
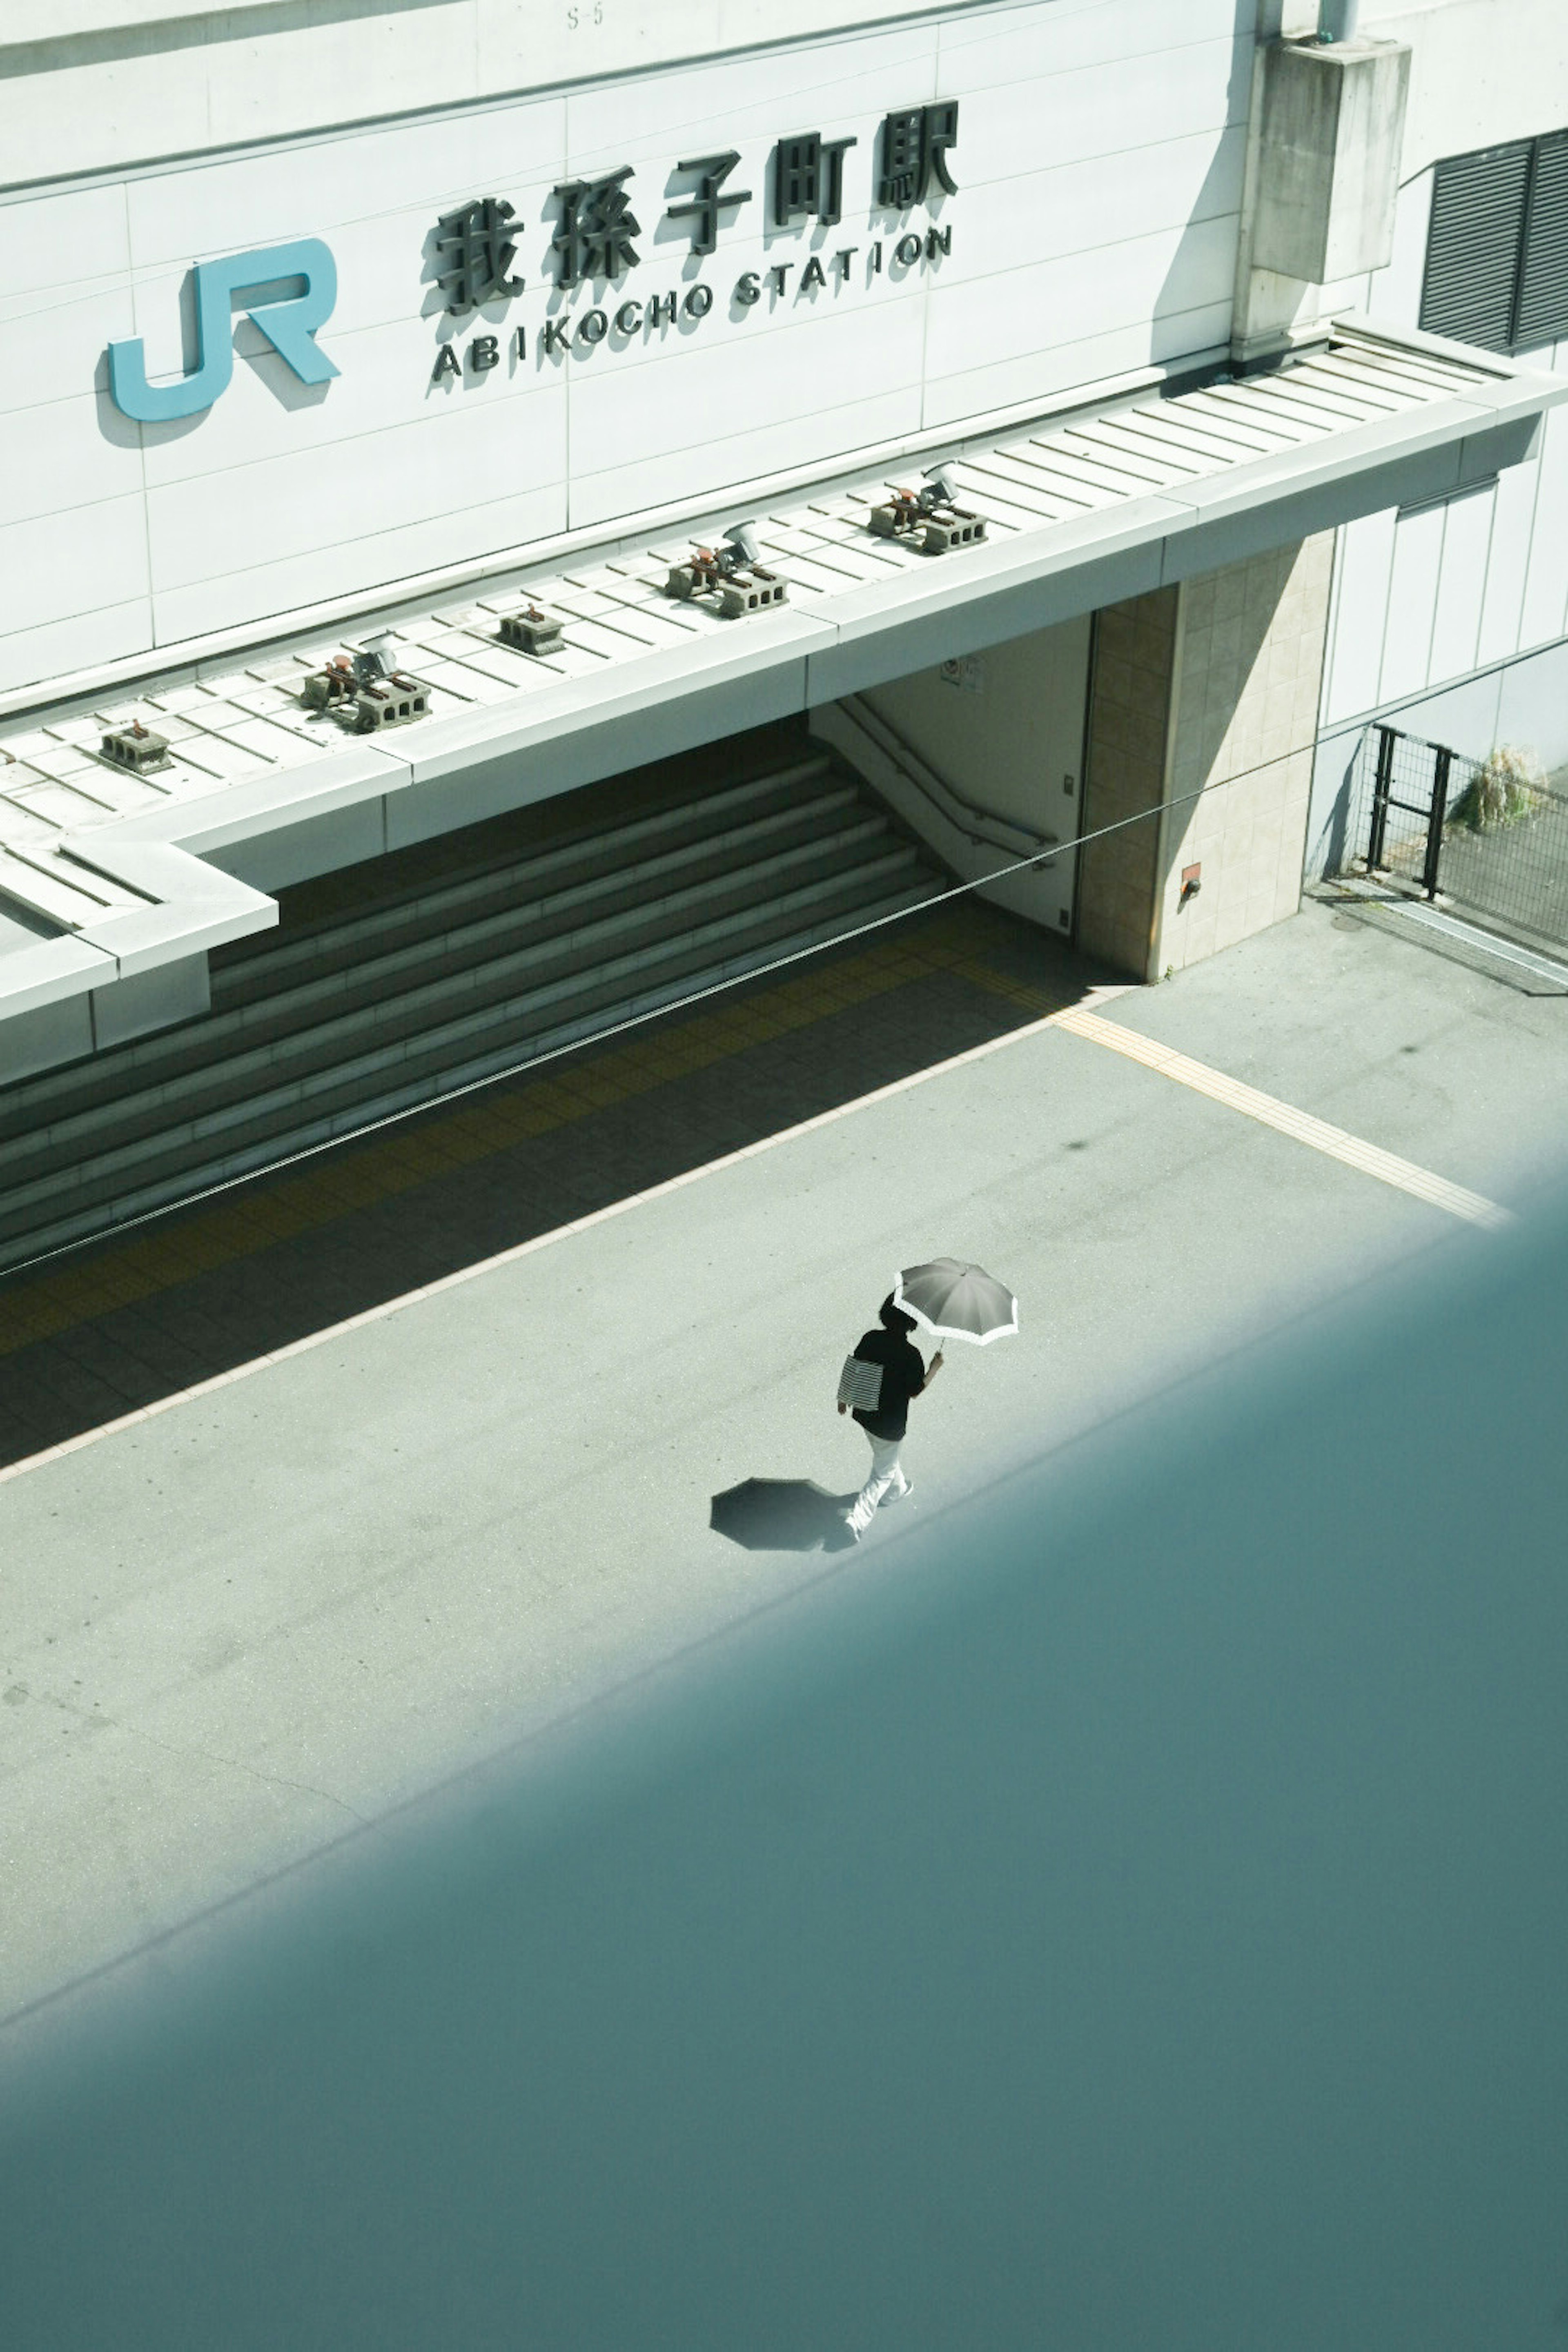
[878,1481,913,1509]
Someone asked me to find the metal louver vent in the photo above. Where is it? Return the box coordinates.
[1419,141,1531,350]
[1514,131,1568,352]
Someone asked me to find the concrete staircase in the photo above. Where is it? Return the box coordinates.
[0,746,943,1272]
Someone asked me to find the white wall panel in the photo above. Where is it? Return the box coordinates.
[1321,508,1395,723]
[1517,399,1568,653]
[921,303,1232,431]
[134,316,557,489]
[1365,169,1432,327]
[199,5,477,161]
[925,213,1237,389]
[4,0,1251,694]
[122,98,571,273]
[948,127,1245,287]
[570,386,920,534]
[958,39,1243,189]
[3,45,214,194]
[0,284,134,420]
[0,394,134,526]
[145,388,568,593]
[0,497,150,638]
[568,293,925,486]
[563,22,933,176]
[1426,483,1494,686]
[1474,449,1539,668]
[0,185,131,300]
[1152,300,1235,366]
[0,603,156,702]
[4,0,1258,194]
[1320,160,1568,728]
[1379,502,1445,703]
[937,0,1247,87]
[148,488,572,647]
[1363,0,1568,178]
[1142,209,1240,319]
[1315,270,1373,316]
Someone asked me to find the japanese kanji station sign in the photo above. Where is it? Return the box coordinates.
[428,99,961,383]
[102,98,960,421]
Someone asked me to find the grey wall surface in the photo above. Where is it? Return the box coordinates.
[862,619,1092,835]
[854,615,1091,930]
[2,1180,1566,2351]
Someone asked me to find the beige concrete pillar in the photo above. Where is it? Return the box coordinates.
[1075,588,1179,978]
[1077,535,1334,980]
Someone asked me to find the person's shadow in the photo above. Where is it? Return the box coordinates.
[710,1479,858,1552]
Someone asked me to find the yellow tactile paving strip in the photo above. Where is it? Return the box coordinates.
[1052,1005,1512,1231]
[0,911,1044,1363]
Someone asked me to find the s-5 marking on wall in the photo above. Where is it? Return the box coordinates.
[106,239,340,423]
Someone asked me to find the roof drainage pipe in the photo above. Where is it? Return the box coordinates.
[1317,0,1361,37]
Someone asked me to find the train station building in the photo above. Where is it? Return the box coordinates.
[0,0,1564,1271]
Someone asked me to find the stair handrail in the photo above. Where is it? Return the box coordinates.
[834,693,1059,862]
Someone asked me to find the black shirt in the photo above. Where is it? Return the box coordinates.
[851,1329,926,1442]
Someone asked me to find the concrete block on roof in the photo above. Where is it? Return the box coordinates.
[1251,37,1412,285]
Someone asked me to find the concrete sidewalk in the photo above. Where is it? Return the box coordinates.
[2,893,1566,2030]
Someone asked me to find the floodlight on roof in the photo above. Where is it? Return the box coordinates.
[723,520,762,567]
[866,463,988,554]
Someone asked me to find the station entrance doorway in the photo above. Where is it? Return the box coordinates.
[0,612,1097,1274]
[812,613,1094,944]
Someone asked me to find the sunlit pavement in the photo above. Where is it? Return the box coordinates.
[1,891,1565,2029]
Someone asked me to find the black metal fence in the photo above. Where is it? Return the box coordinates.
[1339,723,1568,955]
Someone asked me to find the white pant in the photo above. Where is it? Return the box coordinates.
[847,1428,911,1534]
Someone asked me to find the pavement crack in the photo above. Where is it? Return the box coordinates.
[108,1717,370,1825]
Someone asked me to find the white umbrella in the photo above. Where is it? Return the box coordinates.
[893,1258,1018,1348]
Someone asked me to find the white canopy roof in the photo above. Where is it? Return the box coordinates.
[0,317,1562,1040]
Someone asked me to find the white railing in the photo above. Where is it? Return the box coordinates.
[827,693,1058,865]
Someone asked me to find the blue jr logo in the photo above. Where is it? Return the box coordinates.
[107,239,340,423]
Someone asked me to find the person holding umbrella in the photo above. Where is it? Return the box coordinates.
[837,1260,1018,1543]
[838,1295,942,1542]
